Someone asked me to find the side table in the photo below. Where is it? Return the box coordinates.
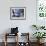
[4,33,18,46]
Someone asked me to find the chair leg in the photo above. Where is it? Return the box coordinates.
[4,41,7,46]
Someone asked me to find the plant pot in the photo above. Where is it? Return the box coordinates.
[37,39,40,44]
[37,39,44,44]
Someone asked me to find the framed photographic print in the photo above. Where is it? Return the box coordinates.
[10,7,26,20]
[36,0,46,26]
[37,0,46,19]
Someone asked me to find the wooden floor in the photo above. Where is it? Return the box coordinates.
[0,42,46,46]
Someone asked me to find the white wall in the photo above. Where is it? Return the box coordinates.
[0,0,37,42]
[0,0,36,34]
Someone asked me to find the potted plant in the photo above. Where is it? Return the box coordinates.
[40,26,45,29]
[32,24,45,30]
[33,32,46,43]
[32,25,39,30]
